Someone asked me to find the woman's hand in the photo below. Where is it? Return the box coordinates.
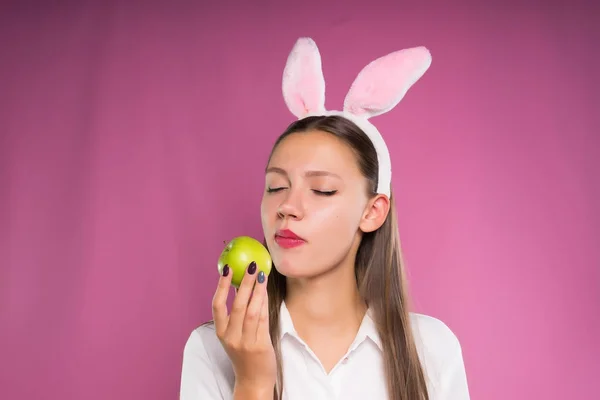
[212,261,276,398]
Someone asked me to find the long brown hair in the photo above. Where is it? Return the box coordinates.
[266,115,429,400]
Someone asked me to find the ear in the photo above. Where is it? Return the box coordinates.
[343,46,432,119]
[282,37,327,118]
[359,194,390,233]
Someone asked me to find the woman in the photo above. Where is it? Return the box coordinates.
[180,38,470,400]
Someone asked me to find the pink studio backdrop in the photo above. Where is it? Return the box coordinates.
[1,1,599,399]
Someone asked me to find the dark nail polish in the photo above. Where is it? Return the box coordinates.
[248,261,257,275]
[222,265,229,277]
[257,271,265,284]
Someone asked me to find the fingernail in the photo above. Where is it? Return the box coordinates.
[257,271,265,284]
[222,265,229,277]
[248,261,257,275]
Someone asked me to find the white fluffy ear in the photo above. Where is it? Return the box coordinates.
[343,46,432,119]
[282,37,327,118]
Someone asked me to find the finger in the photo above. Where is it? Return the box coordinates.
[242,270,268,339]
[256,277,271,344]
[227,261,258,334]
[212,265,232,337]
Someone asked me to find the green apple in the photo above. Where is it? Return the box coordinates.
[217,236,272,288]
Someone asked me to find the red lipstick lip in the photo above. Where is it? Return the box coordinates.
[275,229,304,241]
[274,229,306,249]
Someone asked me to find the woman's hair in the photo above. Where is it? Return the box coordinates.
[266,115,429,400]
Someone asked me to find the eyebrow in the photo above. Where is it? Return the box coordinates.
[266,166,341,179]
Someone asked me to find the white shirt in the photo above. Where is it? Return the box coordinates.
[180,302,470,399]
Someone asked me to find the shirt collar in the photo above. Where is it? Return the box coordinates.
[278,301,382,351]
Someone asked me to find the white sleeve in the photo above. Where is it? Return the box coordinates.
[180,330,224,400]
[437,339,470,400]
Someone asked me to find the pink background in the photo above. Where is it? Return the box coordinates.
[1,1,599,399]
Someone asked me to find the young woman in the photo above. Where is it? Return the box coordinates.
[180,38,470,400]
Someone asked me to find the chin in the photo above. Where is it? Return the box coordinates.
[271,255,313,279]
[273,255,334,281]
[275,267,316,280]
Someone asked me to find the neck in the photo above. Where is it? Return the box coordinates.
[284,258,367,335]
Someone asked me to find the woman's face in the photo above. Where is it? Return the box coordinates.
[260,130,372,279]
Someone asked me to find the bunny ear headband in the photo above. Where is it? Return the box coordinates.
[282,37,432,197]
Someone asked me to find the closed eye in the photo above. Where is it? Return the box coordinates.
[313,190,337,196]
[266,187,337,196]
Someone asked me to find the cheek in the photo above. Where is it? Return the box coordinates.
[311,201,361,237]
[260,195,278,225]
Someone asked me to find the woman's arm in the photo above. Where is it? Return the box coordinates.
[180,330,223,400]
[179,328,275,400]
[437,339,470,400]
[232,383,274,400]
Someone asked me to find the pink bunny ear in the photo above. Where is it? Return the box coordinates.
[282,38,327,118]
[343,46,432,118]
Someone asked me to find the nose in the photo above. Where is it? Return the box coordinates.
[276,192,304,220]
[277,204,299,220]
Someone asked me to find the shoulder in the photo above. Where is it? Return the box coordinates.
[181,322,234,396]
[184,322,233,371]
[185,322,222,353]
[409,312,462,358]
[408,313,463,377]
